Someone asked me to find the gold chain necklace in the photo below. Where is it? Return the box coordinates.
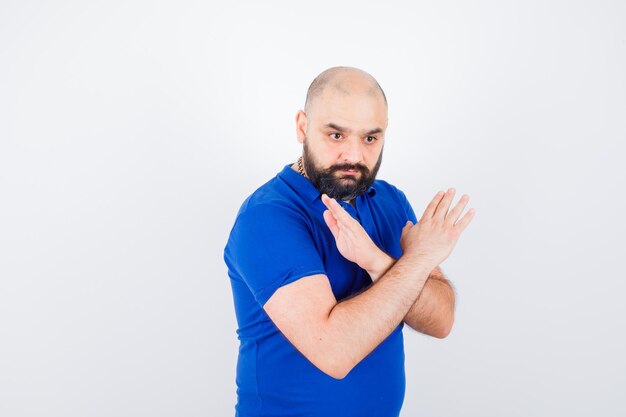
[297,156,307,178]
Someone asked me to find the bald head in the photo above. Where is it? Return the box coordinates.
[304,66,387,115]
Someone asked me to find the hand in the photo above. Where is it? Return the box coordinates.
[321,194,392,280]
[401,188,475,270]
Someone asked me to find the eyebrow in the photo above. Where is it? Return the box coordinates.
[323,123,383,136]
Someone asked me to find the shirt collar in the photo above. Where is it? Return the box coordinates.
[278,163,376,203]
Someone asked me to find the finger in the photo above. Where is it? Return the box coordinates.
[401,220,413,234]
[323,209,339,239]
[446,194,469,224]
[321,194,333,210]
[434,188,456,219]
[421,191,445,220]
[322,194,342,218]
[326,196,356,229]
[322,194,348,226]
[454,208,476,234]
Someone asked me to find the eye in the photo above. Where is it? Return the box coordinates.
[330,133,342,140]
[364,136,377,144]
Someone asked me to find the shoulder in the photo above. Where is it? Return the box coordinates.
[228,173,313,245]
[236,176,302,221]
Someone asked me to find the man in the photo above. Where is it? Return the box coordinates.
[224,66,475,417]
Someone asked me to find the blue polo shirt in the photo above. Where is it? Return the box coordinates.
[224,164,418,417]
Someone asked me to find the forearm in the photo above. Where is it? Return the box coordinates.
[403,275,455,338]
[369,255,456,338]
[322,253,432,378]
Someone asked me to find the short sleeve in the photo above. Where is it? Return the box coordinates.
[225,203,327,306]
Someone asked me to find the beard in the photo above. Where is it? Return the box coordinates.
[302,138,383,201]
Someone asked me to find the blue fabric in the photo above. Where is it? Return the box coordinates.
[224,164,418,417]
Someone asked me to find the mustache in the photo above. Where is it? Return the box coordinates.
[327,163,369,175]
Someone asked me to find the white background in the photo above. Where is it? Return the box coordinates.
[1,1,625,416]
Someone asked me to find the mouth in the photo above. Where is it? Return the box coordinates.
[339,169,359,175]
[337,174,358,183]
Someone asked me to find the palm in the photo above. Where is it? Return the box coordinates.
[321,195,379,268]
[335,224,367,264]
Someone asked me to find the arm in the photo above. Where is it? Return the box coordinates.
[264,189,474,379]
[264,252,432,380]
[371,255,455,338]
[403,267,455,338]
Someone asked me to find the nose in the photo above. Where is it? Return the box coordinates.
[339,136,364,165]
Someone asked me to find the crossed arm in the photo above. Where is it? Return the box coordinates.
[358,248,455,338]
[264,189,472,379]
[405,267,455,337]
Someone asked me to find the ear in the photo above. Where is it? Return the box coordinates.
[295,110,307,144]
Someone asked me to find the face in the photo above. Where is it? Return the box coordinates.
[302,136,383,201]
[296,85,388,201]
